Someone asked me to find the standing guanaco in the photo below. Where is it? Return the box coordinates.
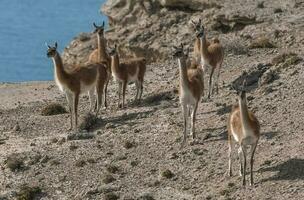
[227,80,260,186]
[88,22,111,107]
[173,43,204,148]
[47,42,107,130]
[192,19,224,99]
[108,44,146,108]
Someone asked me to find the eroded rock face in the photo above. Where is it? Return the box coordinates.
[63,0,224,65]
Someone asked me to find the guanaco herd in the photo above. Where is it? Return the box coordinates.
[46,19,260,186]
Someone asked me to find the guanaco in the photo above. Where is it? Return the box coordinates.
[108,44,146,108]
[47,42,107,130]
[227,80,260,186]
[192,19,224,99]
[88,22,111,107]
[173,43,204,148]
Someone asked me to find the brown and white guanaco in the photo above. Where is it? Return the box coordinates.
[88,22,111,107]
[192,19,224,99]
[47,42,107,130]
[108,44,146,108]
[227,80,260,186]
[173,43,204,148]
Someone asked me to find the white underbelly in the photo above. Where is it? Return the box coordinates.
[127,68,139,83]
[231,129,239,142]
[55,75,64,92]
[80,82,96,93]
[112,68,139,83]
[180,87,196,105]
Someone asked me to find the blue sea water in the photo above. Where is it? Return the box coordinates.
[0,0,107,82]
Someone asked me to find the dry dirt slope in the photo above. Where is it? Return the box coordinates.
[0,50,304,200]
[1,0,304,199]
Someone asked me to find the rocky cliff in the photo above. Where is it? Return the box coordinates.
[63,0,303,65]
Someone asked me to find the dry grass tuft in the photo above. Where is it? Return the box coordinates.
[102,174,116,184]
[41,103,67,116]
[249,36,276,49]
[16,185,42,200]
[79,113,98,131]
[6,154,24,172]
[271,52,302,66]
[161,169,174,179]
[104,192,119,200]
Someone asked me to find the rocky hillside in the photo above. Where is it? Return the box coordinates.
[63,0,303,64]
[1,0,304,199]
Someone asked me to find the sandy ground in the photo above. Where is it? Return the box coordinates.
[1,0,304,199]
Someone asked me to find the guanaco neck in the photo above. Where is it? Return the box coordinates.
[52,52,68,82]
[199,35,210,60]
[177,56,190,90]
[238,97,252,136]
[97,34,108,62]
[110,54,120,75]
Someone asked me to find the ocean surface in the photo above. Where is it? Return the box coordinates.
[0,0,107,82]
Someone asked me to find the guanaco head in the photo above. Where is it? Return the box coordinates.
[108,44,118,56]
[190,18,202,32]
[93,21,105,37]
[191,18,205,38]
[196,25,205,38]
[172,43,189,59]
[46,42,58,58]
[236,77,247,103]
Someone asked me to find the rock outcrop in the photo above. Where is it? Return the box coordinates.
[63,0,224,64]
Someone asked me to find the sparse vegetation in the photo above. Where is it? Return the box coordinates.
[161,169,174,179]
[123,140,136,149]
[274,8,283,13]
[104,192,119,200]
[75,159,86,167]
[106,164,119,174]
[67,132,95,140]
[6,154,24,172]
[138,193,155,200]
[79,113,98,131]
[41,103,67,116]
[103,174,116,184]
[16,185,41,200]
[271,52,302,66]
[249,36,276,48]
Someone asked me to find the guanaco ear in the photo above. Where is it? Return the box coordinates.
[185,47,190,57]
[190,20,197,26]
[45,42,51,49]
[54,42,58,49]
[198,18,202,24]
[93,22,98,28]
[102,21,105,27]
[180,43,184,50]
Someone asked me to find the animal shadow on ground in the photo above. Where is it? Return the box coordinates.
[259,158,304,182]
[264,131,278,140]
[140,90,177,107]
[202,127,228,142]
[190,126,227,145]
[97,110,154,128]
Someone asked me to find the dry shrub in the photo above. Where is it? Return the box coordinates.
[161,169,174,179]
[104,192,119,200]
[249,36,276,48]
[79,113,98,131]
[6,154,24,172]
[271,52,302,66]
[41,103,67,116]
[16,185,41,200]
